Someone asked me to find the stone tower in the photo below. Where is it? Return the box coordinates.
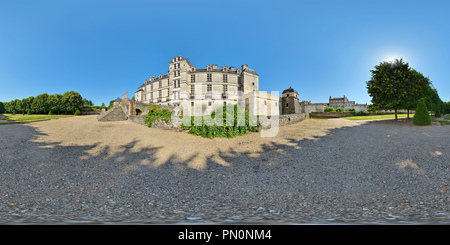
[282,87,300,114]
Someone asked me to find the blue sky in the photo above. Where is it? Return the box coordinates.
[1,0,449,106]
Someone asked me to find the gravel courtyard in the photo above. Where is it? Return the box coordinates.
[0,115,449,224]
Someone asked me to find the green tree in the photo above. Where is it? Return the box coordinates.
[402,69,432,118]
[366,58,411,120]
[62,91,83,114]
[48,94,63,114]
[422,85,442,114]
[0,102,5,113]
[14,99,24,114]
[83,98,94,106]
[33,93,50,114]
[107,100,115,110]
[21,96,34,114]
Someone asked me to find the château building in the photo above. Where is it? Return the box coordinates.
[135,56,281,116]
[328,95,367,111]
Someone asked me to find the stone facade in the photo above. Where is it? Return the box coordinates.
[328,95,367,111]
[134,56,280,117]
[281,87,300,114]
[300,101,328,113]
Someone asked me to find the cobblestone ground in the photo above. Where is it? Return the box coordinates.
[0,115,449,224]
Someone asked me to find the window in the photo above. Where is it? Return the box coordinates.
[159,90,162,98]
[207,84,212,92]
[191,85,195,95]
[223,85,228,94]
[151,92,153,101]
[174,79,180,88]
[168,80,170,87]
[207,74,212,82]
[223,74,227,82]
[286,103,289,107]
[159,81,162,88]
[238,76,242,84]
[191,74,195,83]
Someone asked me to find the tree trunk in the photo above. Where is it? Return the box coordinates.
[395,108,398,120]
[407,109,410,119]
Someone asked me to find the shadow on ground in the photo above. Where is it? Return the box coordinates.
[0,119,449,223]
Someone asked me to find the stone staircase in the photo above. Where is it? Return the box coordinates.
[97,105,127,121]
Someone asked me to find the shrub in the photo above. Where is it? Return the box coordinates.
[74,110,81,116]
[48,111,53,115]
[336,107,345,112]
[413,98,431,126]
[144,108,172,127]
[182,104,259,138]
[348,108,356,112]
[148,104,161,112]
[324,107,335,112]
[435,108,441,117]
[27,110,32,115]
[355,110,370,116]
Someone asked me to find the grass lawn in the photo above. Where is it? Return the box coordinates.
[0,113,74,124]
[307,118,328,120]
[445,114,450,120]
[345,114,414,120]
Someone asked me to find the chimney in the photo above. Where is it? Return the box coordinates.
[242,64,248,70]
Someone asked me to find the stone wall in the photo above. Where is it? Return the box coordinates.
[128,115,183,130]
[128,115,146,126]
[258,113,309,129]
[128,112,308,130]
[97,106,128,121]
[151,118,183,131]
[309,112,353,118]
